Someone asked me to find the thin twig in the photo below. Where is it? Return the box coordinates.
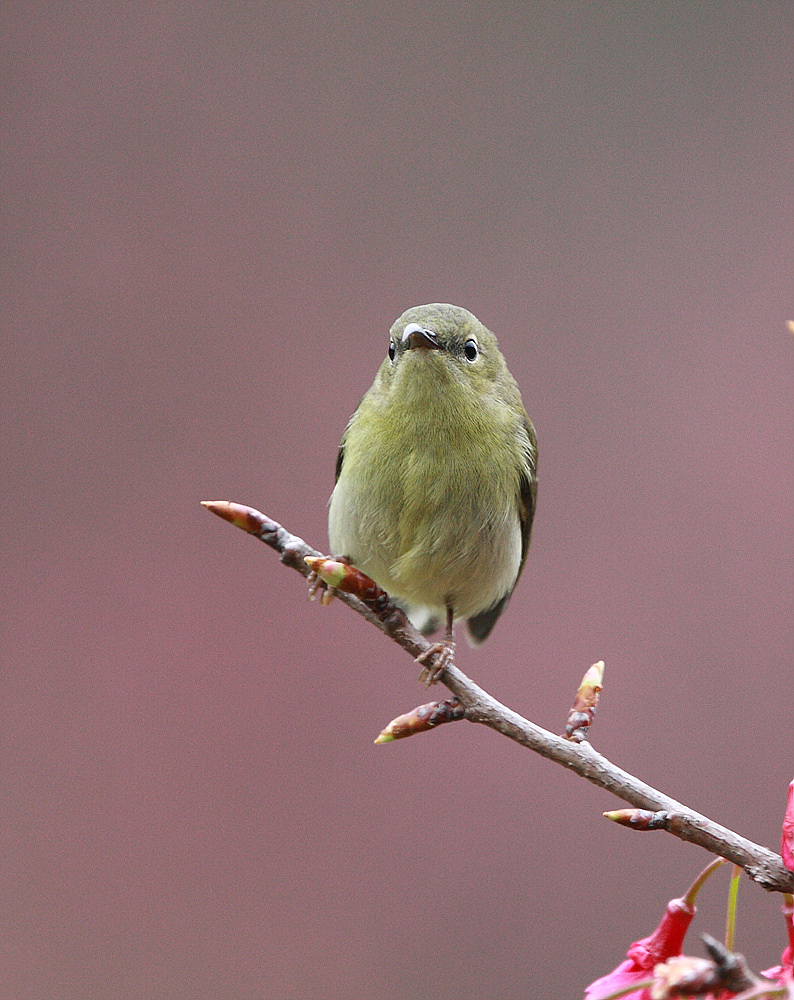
[201,500,794,894]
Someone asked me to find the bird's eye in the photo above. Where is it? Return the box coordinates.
[464,339,479,362]
[388,341,395,361]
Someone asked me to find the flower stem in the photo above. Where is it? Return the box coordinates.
[725,864,742,951]
[683,856,728,908]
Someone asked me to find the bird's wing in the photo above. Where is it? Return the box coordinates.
[466,415,537,644]
[334,437,346,483]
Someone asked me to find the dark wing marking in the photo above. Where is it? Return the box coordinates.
[334,397,367,485]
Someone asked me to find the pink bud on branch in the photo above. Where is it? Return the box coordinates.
[304,556,388,606]
[201,499,278,536]
[604,809,671,832]
[566,660,605,741]
[375,697,465,743]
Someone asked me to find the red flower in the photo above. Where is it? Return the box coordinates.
[763,782,794,987]
[781,781,794,872]
[760,896,794,986]
[585,897,696,1000]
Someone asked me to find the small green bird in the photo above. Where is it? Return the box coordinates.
[329,303,537,681]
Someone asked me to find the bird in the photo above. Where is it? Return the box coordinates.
[328,302,537,682]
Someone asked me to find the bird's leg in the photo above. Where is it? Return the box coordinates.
[416,605,455,686]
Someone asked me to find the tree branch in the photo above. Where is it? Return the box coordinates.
[201,500,794,894]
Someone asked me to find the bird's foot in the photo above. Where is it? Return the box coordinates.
[416,639,454,687]
[306,571,337,605]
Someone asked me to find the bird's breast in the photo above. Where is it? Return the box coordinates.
[329,401,524,619]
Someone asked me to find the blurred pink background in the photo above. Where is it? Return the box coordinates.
[4,5,793,998]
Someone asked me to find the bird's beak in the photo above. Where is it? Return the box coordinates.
[402,323,440,351]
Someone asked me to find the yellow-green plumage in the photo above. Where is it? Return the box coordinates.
[329,303,537,645]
